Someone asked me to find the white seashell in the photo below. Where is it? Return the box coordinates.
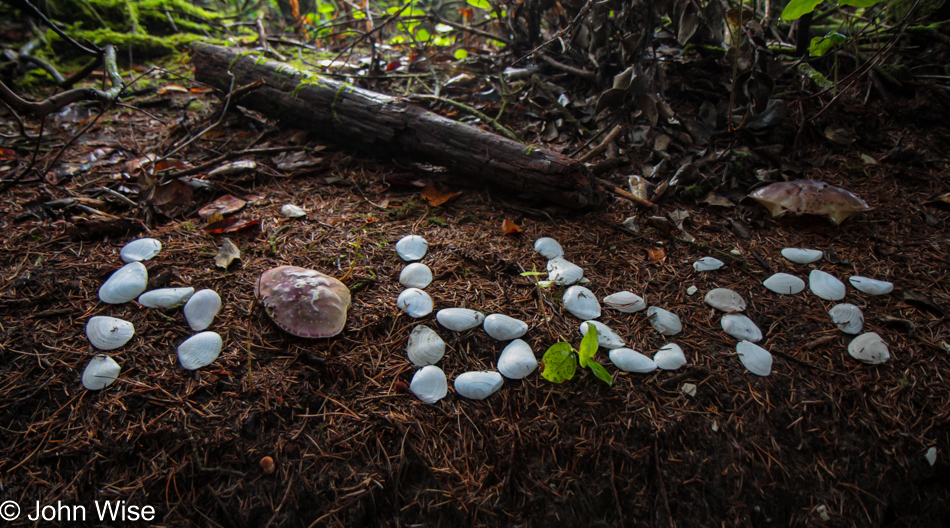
[120,238,162,263]
[177,331,223,370]
[925,447,937,467]
[654,343,686,370]
[781,248,823,264]
[579,320,625,349]
[646,307,683,336]
[849,276,893,295]
[454,371,504,400]
[809,269,846,301]
[609,348,657,373]
[99,262,148,304]
[86,316,135,350]
[563,286,601,320]
[483,314,528,341]
[546,258,583,285]
[184,289,222,331]
[399,263,433,289]
[395,235,428,262]
[763,273,806,295]
[497,339,538,379]
[686,285,698,296]
[410,365,447,403]
[828,303,864,334]
[603,291,647,313]
[82,355,121,390]
[847,332,890,364]
[397,288,433,318]
[138,287,195,309]
[721,314,763,342]
[736,341,773,376]
[406,325,445,366]
[437,308,486,331]
[693,257,725,271]
[280,204,306,218]
[534,237,564,259]
[704,288,746,313]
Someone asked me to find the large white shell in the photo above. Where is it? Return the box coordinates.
[397,288,433,317]
[579,320,625,349]
[736,341,773,376]
[847,332,890,364]
[534,237,564,259]
[183,289,222,331]
[654,343,686,370]
[395,235,428,262]
[646,307,683,336]
[721,314,763,342]
[410,365,447,403]
[849,276,894,295]
[280,204,306,218]
[693,257,725,271]
[120,238,162,263]
[704,288,746,313]
[563,286,601,320]
[809,269,846,301]
[82,355,121,390]
[399,263,433,289]
[609,348,657,373]
[829,303,864,334]
[483,314,528,341]
[763,273,806,295]
[546,258,583,285]
[781,248,823,264]
[454,371,504,400]
[437,308,485,331]
[177,331,223,370]
[138,287,195,309]
[86,316,135,350]
[406,325,445,366]
[497,339,537,379]
[98,262,148,304]
[603,291,647,313]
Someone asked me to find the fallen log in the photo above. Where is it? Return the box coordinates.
[190,43,603,209]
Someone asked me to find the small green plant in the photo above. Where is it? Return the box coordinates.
[541,325,613,386]
[781,0,885,20]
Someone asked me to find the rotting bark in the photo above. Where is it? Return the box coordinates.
[190,43,604,209]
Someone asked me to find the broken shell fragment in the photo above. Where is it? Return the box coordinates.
[497,339,538,379]
[847,332,890,364]
[704,288,746,313]
[763,273,806,295]
[99,262,149,304]
[280,204,306,218]
[829,303,864,334]
[563,286,601,320]
[654,343,686,370]
[579,320,625,349]
[809,269,846,301]
[609,348,657,373]
[693,257,725,272]
[396,288,433,318]
[86,316,135,350]
[721,314,763,342]
[534,237,564,259]
[177,331,223,370]
[646,307,683,336]
[399,263,433,289]
[781,248,823,264]
[849,276,894,296]
[138,287,195,309]
[184,289,222,331]
[256,266,352,337]
[736,341,773,376]
[82,355,121,390]
[120,238,162,263]
[454,371,504,400]
[748,179,872,225]
[546,257,583,285]
[410,365,447,404]
[925,447,937,467]
[406,325,445,366]
[395,235,428,262]
[483,314,528,341]
[603,291,647,313]
[437,308,486,332]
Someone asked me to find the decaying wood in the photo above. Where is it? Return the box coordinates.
[190,43,604,209]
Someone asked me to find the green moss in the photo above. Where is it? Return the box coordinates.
[49,27,220,56]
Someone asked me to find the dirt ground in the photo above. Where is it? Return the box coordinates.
[1,52,949,528]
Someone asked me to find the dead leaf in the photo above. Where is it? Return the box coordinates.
[421,184,462,207]
[214,238,241,269]
[272,150,323,171]
[198,194,247,219]
[502,218,523,235]
[903,290,945,316]
[0,148,17,160]
[703,192,734,207]
[203,217,260,235]
[646,247,667,263]
[727,217,751,239]
[150,179,193,214]
[726,7,753,26]
[157,85,189,94]
[208,160,257,178]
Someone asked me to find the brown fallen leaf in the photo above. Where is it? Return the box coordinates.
[198,194,247,219]
[203,217,260,235]
[214,238,241,269]
[150,179,193,214]
[502,218,523,235]
[903,290,945,316]
[421,184,462,207]
[647,247,667,263]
